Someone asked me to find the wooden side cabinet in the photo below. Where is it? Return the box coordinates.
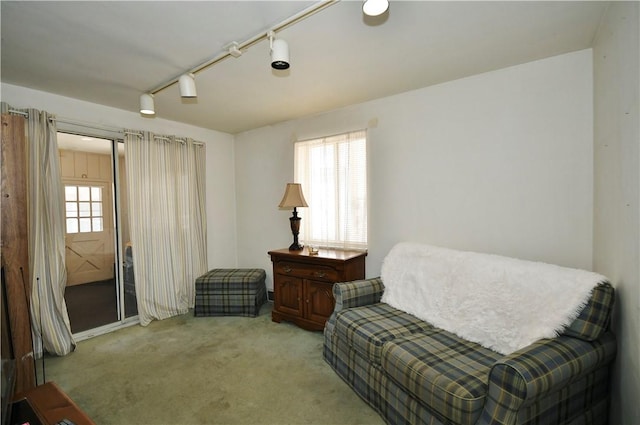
[268,247,366,331]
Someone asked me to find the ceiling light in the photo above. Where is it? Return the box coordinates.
[363,0,389,16]
[268,31,290,70]
[178,73,197,98]
[139,93,155,115]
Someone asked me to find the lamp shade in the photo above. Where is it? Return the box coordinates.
[278,183,308,208]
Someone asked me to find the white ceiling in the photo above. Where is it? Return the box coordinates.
[1,1,609,135]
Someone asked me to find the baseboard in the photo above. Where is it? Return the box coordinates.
[268,291,274,301]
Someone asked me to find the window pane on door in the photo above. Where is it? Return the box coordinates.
[78,186,90,201]
[65,186,77,201]
[79,218,92,233]
[91,186,102,201]
[92,217,103,232]
[79,202,91,217]
[66,202,78,216]
[66,218,78,233]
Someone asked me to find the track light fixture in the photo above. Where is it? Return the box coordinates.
[138,1,339,118]
[178,73,197,98]
[139,93,155,115]
[363,0,389,16]
[268,30,290,70]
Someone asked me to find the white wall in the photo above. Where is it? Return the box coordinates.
[593,2,640,424]
[235,49,595,291]
[1,83,238,269]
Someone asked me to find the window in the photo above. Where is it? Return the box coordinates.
[294,130,367,250]
[64,185,104,233]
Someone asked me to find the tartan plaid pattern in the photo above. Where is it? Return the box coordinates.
[382,331,502,425]
[516,366,611,425]
[481,332,616,424]
[333,277,385,310]
[334,302,434,365]
[323,277,617,425]
[562,282,614,341]
[381,370,454,425]
[325,277,385,339]
[194,268,266,317]
[324,329,386,416]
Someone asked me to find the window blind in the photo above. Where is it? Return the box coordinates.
[294,129,367,250]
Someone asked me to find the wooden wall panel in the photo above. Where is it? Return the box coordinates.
[1,113,36,392]
[59,150,75,178]
[59,149,111,181]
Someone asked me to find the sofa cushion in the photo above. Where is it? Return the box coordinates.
[334,303,434,365]
[562,282,614,341]
[382,331,501,425]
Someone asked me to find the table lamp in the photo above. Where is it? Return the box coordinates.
[278,183,308,251]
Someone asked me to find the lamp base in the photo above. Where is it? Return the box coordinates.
[288,211,303,251]
[288,242,304,251]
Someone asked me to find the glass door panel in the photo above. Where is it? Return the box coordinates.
[58,133,135,334]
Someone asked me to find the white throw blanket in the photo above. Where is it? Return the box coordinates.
[380,243,607,354]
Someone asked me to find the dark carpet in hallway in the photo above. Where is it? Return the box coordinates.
[65,280,137,333]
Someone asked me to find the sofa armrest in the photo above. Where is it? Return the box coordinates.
[479,332,616,425]
[333,277,384,312]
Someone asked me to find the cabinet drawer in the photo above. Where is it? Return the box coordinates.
[275,261,339,282]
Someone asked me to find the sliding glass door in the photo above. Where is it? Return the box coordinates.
[57,133,135,335]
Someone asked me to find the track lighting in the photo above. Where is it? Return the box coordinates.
[227,41,243,58]
[178,73,197,98]
[268,30,290,70]
[139,93,155,115]
[138,1,340,118]
[363,0,389,16]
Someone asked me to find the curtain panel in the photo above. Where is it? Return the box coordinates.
[124,131,207,326]
[1,103,79,357]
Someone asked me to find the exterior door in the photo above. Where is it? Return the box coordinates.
[64,182,114,286]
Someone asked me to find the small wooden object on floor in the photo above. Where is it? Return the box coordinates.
[269,247,366,331]
[12,381,95,425]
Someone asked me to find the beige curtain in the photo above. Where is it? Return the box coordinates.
[26,108,76,356]
[125,131,208,326]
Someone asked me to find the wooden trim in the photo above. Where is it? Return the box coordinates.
[13,381,95,425]
[1,113,36,392]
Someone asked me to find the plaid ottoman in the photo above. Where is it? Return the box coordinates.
[194,268,267,317]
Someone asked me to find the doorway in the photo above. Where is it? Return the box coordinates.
[57,133,135,334]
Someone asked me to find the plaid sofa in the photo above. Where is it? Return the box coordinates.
[323,277,616,425]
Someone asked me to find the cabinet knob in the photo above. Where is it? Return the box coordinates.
[283,266,292,273]
[314,271,326,278]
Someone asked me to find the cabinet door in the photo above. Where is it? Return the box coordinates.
[274,275,304,317]
[304,280,335,324]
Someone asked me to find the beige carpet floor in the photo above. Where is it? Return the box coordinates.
[45,303,384,425]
